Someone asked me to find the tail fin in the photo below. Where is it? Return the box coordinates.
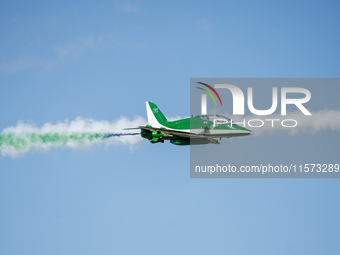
[146,101,168,127]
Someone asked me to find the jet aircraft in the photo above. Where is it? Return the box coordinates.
[130,101,251,145]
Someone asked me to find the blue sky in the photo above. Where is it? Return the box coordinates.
[1,1,340,254]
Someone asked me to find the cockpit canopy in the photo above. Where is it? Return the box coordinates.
[200,114,231,122]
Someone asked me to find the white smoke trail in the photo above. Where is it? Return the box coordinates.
[0,116,147,158]
[230,109,340,135]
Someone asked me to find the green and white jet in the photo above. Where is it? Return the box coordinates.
[134,101,251,145]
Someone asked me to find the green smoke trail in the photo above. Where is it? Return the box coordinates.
[0,131,141,157]
[0,132,114,157]
[0,116,144,157]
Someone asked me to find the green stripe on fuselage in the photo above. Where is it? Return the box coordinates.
[162,116,251,135]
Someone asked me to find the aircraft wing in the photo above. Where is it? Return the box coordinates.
[138,126,194,138]
[138,126,218,140]
[125,126,220,145]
